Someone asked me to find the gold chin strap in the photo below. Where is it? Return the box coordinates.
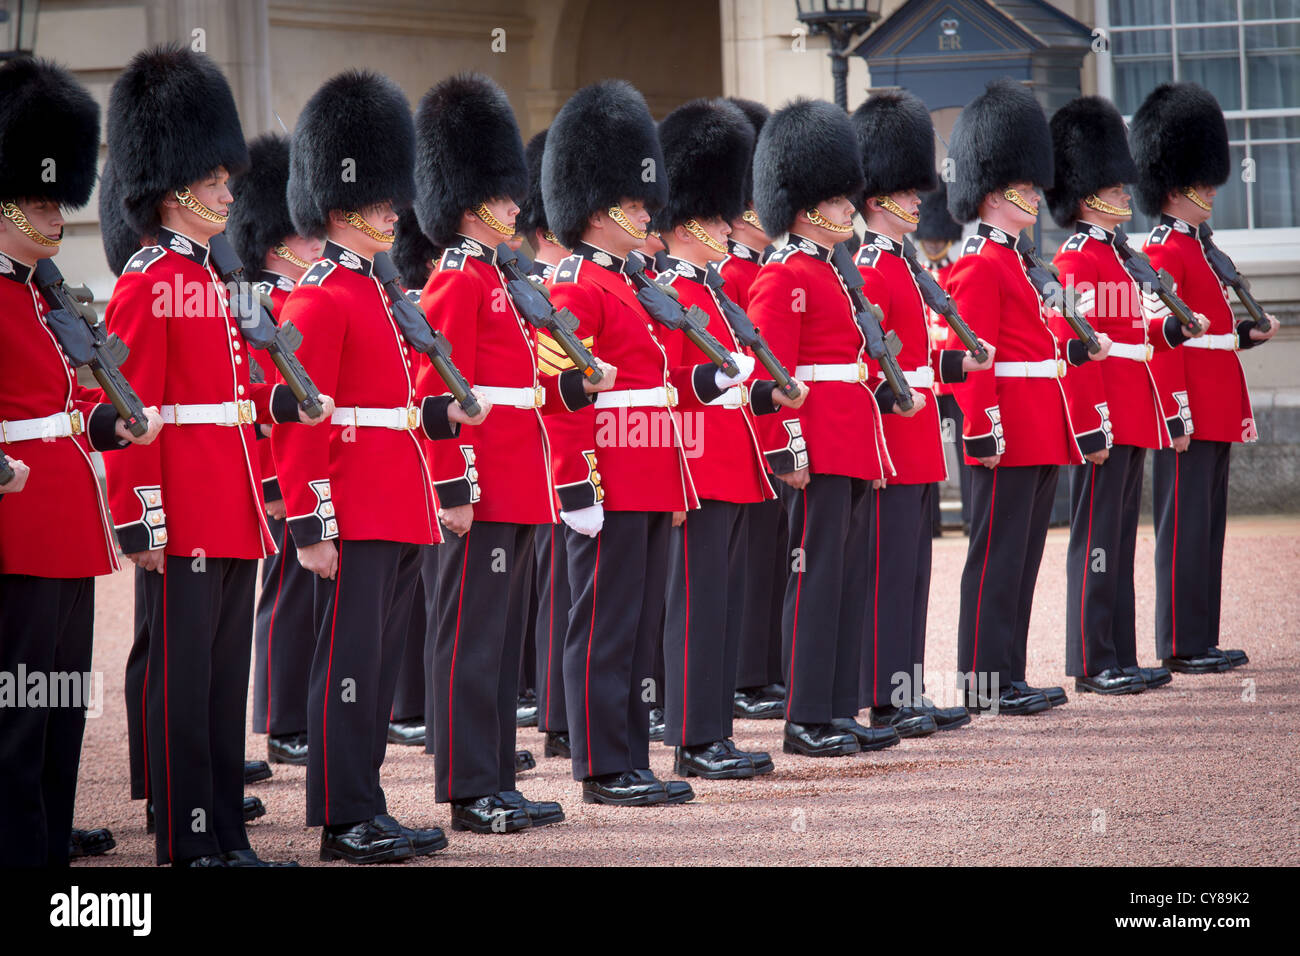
[1182,186,1213,212]
[474,202,515,237]
[543,230,560,245]
[344,211,394,244]
[175,188,228,224]
[742,209,763,228]
[274,243,312,269]
[876,195,920,225]
[921,240,952,264]
[1002,188,1038,215]
[607,205,647,240]
[804,207,854,234]
[684,219,727,254]
[1,202,61,247]
[1084,194,1132,217]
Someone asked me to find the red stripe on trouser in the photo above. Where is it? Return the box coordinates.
[446,529,471,792]
[680,522,691,746]
[583,535,601,776]
[872,489,881,706]
[1080,464,1097,674]
[786,490,809,718]
[265,522,289,733]
[161,572,173,861]
[544,526,555,728]
[971,469,998,680]
[322,547,343,825]
[141,661,149,801]
[1171,454,1179,655]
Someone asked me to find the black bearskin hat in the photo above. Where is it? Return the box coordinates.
[516,129,550,239]
[915,183,963,243]
[653,98,754,234]
[0,57,99,208]
[288,70,414,239]
[1129,82,1230,217]
[391,207,440,291]
[851,90,937,203]
[727,97,770,207]
[752,97,864,237]
[946,78,1053,224]
[414,73,528,248]
[1045,96,1139,228]
[106,45,249,236]
[542,80,667,250]
[227,133,296,270]
[98,161,147,276]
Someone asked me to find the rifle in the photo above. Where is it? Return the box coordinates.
[371,251,482,419]
[1112,226,1200,333]
[828,242,914,412]
[701,264,800,401]
[1197,222,1272,333]
[899,237,988,363]
[207,235,326,419]
[32,259,150,437]
[495,244,604,384]
[1014,234,1102,354]
[0,455,13,486]
[624,252,740,378]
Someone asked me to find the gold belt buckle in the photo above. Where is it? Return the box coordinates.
[1056,359,1067,379]
[665,384,678,408]
[534,385,545,408]
[237,400,254,425]
[69,409,83,436]
[406,405,420,430]
[1144,343,1154,362]
[739,384,749,406]
[857,361,868,384]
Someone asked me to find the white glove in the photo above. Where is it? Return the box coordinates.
[560,503,604,538]
[715,351,756,389]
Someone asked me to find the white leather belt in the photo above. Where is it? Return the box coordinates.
[330,406,422,430]
[793,362,869,384]
[903,367,935,389]
[994,359,1066,379]
[1183,333,1237,351]
[1108,341,1154,362]
[1,410,83,443]
[594,386,678,409]
[707,384,749,409]
[475,385,545,409]
[161,401,255,426]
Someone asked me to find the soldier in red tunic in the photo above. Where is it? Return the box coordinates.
[1045,96,1212,696]
[1130,83,1276,673]
[414,73,614,832]
[944,78,1112,716]
[226,133,324,767]
[275,70,479,863]
[850,91,991,735]
[653,98,807,780]
[748,98,915,757]
[103,46,330,866]
[0,57,162,867]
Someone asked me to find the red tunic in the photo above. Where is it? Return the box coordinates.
[0,258,122,577]
[542,243,701,514]
[249,271,295,502]
[273,241,460,549]
[1143,214,1256,445]
[719,239,764,310]
[926,256,959,397]
[855,232,967,484]
[104,229,293,560]
[746,236,892,482]
[945,223,1084,468]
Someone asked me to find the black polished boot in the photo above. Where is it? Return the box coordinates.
[268,731,309,765]
[373,813,448,856]
[320,820,414,864]
[781,721,859,757]
[830,718,901,751]
[498,790,565,827]
[450,794,532,833]
[673,740,756,780]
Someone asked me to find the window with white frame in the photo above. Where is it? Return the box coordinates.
[1097,0,1300,232]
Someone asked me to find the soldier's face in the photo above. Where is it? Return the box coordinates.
[0,197,65,261]
[483,196,519,233]
[282,233,324,274]
[599,198,650,257]
[353,201,399,254]
[1003,180,1040,228]
[695,216,731,261]
[187,168,233,236]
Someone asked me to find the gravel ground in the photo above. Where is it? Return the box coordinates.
[71,516,1299,867]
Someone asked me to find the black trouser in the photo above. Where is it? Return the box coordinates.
[390,571,426,723]
[939,394,971,529]
[421,544,441,750]
[663,499,748,748]
[432,521,532,802]
[0,575,94,867]
[125,566,153,801]
[519,525,538,698]
[861,483,934,709]
[145,556,256,864]
[534,524,570,734]
[564,511,670,780]
[1152,439,1231,659]
[305,539,420,828]
[783,476,872,725]
[736,495,788,690]
[957,464,1057,697]
[1065,446,1145,677]
[253,515,315,736]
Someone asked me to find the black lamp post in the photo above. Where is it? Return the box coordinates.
[795,0,883,110]
[0,0,40,60]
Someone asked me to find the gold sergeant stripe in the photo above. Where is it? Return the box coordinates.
[536,331,593,374]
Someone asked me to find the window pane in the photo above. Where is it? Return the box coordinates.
[1250,143,1300,227]
[1110,0,1172,25]
[1176,0,1237,20]
[1245,24,1300,108]
[1251,116,1300,138]
[1113,30,1173,115]
[1211,144,1249,230]
[1176,27,1242,110]
[1243,0,1300,18]
[1226,118,1246,139]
